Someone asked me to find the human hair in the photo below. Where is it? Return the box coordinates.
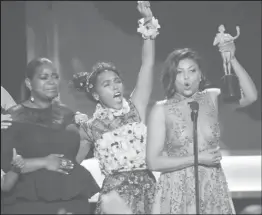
[26,58,53,80]
[161,48,210,99]
[20,57,53,102]
[71,61,122,102]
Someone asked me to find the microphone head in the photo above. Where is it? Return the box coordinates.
[188,101,199,111]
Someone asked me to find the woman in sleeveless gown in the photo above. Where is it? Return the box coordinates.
[73,2,160,213]
[1,58,100,214]
[147,47,257,214]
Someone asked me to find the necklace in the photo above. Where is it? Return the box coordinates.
[93,98,130,121]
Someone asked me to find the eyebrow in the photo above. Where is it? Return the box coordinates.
[101,80,110,85]
[177,65,195,70]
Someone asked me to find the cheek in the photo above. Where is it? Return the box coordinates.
[118,83,124,92]
[32,80,45,91]
[175,74,183,84]
[96,86,112,98]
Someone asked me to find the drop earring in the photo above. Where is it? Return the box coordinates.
[30,96,34,103]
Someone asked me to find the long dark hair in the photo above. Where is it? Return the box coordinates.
[161,48,211,99]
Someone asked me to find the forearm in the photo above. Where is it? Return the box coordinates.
[141,39,155,67]
[76,152,86,164]
[1,171,19,192]
[76,142,91,164]
[147,155,194,173]
[21,157,47,173]
[231,57,257,102]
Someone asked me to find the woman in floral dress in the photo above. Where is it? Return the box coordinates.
[73,1,160,214]
[146,46,257,213]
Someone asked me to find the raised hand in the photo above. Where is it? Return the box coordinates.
[198,147,222,166]
[137,1,152,20]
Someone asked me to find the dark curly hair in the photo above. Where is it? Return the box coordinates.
[161,48,210,99]
[71,61,122,101]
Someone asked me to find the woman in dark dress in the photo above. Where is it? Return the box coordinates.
[1,58,100,214]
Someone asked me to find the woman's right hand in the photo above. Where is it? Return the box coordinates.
[198,147,222,166]
[1,114,12,129]
[44,154,74,174]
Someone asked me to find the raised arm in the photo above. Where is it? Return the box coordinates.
[231,57,257,107]
[219,42,258,108]
[232,26,240,40]
[131,1,159,122]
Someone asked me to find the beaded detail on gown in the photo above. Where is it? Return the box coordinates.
[152,90,235,214]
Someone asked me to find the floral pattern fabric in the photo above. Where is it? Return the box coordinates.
[80,98,156,214]
[152,90,236,214]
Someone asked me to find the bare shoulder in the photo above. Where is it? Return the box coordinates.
[205,88,221,97]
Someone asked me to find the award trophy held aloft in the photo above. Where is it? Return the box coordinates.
[213,24,241,102]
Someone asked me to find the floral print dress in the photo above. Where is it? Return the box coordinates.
[152,90,236,214]
[80,99,156,214]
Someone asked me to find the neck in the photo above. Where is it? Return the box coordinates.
[98,100,123,110]
[175,91,199,99]
[30,97,52,109]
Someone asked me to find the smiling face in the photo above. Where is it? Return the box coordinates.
[93,70,124,110]
[174,58,202,97]
[26,62,59,101]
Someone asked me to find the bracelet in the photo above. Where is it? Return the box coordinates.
[137,16,160,40]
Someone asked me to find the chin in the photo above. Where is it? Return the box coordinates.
[182,89,197,97]
[113,102,123,110]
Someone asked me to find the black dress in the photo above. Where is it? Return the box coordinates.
[1,103,100,214]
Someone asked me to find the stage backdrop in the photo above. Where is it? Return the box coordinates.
[25,1,261,154]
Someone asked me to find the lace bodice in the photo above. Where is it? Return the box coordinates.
[80,99,147,175]
[161,90,220,157]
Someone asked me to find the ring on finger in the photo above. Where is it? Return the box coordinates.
[60,159,68,168]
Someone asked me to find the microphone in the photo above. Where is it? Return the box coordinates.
[188,101,199,121]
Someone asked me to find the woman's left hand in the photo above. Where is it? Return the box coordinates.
[137,1,153,20]
[219,41,236,59]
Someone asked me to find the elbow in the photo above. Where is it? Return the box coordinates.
[146,157,158,171]
[248,91,258,104]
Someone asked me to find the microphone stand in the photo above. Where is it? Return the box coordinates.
[189,102,200,214]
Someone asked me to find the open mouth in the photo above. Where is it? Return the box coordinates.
[184,83,191,89]
[113,92,121,98]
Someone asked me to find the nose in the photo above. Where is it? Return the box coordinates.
[48,77,58,85]
[112,84,118,90]
[183,71,189,80]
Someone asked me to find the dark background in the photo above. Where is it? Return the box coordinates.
[2,1,261,154]
[1,1,261,213]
